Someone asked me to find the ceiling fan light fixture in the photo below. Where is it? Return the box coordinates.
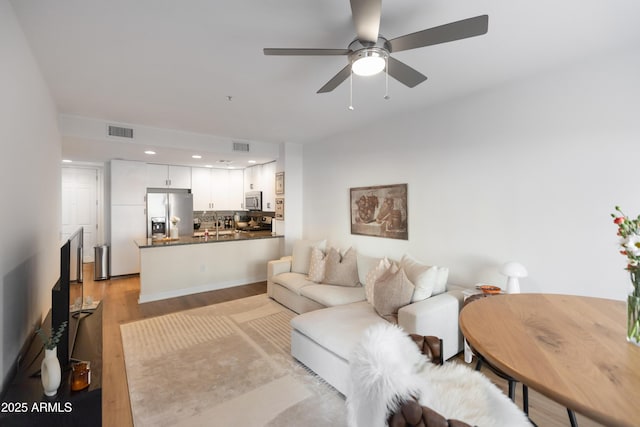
[351,48,387,76]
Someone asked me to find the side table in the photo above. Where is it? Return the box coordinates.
[461,289,491,363]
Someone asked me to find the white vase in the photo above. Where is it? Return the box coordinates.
[170,226,179,239]
[41,347,61,397]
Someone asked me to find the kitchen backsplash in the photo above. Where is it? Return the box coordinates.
[193,210,274,231]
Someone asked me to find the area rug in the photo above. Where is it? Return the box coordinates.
[120,294,347,427]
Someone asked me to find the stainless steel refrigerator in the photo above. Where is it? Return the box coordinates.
[146,188,194,238]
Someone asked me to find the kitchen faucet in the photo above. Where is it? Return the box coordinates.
[212,212,219,239]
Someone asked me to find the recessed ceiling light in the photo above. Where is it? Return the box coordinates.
[192,155,202,159]
[62,159,72,163]
[144,150,156,155]
[248,160,256,164]
[205,164,213,168]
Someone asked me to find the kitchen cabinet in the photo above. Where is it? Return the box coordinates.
[261,162,276,211]
[110,204,146,275]
[244,163,276,211]
[110,159,147,275]
[192,167,244,210]
[243,164,260,193]
[147,164,191,189]
[110,159,147,205]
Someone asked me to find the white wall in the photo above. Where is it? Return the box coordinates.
[0,1,61,389]
[302,46,640,300]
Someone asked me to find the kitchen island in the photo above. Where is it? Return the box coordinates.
[135,231,284,303]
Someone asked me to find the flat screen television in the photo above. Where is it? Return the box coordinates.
[51,227,84,367]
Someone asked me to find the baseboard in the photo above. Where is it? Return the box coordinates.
[138,277,265,303]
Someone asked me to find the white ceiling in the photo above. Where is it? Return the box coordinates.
[10,0,640,166]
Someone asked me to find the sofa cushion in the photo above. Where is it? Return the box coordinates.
[373,264,415,323]
[307,247,326,282]
[290,301,387,361]
[324,247,360,287]
[300,284,366,307]
[271,272,315,295]
[292,239,326,275]
[400,254,438,302]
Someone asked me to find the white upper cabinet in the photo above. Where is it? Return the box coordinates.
[110,159,147,205]
[261,162,276,211]
[147,164,191,189]
[227,169,244,210]
[191,167,212,211]
[243,163,276,211]
[191,167,244,211]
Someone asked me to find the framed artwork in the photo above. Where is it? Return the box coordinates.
[275,172,285,195]
[350,183,408,240]
[275,197,284,220]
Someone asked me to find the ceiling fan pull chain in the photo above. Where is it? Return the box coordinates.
[348,70,354,110]
[384,56,390,100]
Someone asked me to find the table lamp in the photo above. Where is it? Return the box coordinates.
[500,261,527,294]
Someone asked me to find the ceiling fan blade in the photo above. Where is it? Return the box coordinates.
[387,56,427,88]
[264,48,350,56]
[349,0,382,43]
[317,64,352,93]
[389,15,488,53]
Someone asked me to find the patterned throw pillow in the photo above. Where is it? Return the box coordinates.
[365,258,391,304]
[323,247,360,287]
[291,239,327,274]
[307,247,326,283]
[373,264,415,323]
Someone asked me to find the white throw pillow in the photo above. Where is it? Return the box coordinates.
[365,258,391,304]
[400,254,438,302]
[432,266,449,295]
[307,247,326,283]
[291,239,326,274]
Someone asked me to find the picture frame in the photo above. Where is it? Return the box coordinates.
[350,183,408,240]
[275,197,284,220]
[275,172,285,195]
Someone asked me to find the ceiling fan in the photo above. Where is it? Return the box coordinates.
[264,0,488,93]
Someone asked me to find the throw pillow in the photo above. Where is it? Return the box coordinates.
[323,247,360,287]
[364,257,391,304]
[307,247,326,283]
[400,254,439,302]
[291,239,326,274]
[373,264,415,323]
[357,253,381,285]
[432,267,450,295]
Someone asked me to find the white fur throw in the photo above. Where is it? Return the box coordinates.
[347,323,531,427]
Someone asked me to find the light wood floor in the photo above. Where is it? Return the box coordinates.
[82,263,602,427]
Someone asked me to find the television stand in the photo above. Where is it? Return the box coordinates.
[0,303,103,427]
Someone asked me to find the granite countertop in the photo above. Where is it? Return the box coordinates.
[135,230,283,248]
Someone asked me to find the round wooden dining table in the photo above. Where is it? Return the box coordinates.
[459,293,640,427]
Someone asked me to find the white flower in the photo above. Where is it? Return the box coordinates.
[171,216,181,225]
[624,234,640,256]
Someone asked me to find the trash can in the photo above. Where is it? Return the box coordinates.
[94,244,110,280]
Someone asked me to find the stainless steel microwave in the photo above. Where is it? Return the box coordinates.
[245,191,262,211]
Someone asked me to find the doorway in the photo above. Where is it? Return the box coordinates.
[62,166,103,263]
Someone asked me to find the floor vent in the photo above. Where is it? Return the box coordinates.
[232,141,250,152]
[108,125,134,139]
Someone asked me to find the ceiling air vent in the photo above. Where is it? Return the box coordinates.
[107,125,134,139]
[232,141,250,152]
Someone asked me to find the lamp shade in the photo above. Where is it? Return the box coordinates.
[500,261,528,278]
[500,261,527,294]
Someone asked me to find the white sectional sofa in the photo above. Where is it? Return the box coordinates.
[267,240,465,396]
